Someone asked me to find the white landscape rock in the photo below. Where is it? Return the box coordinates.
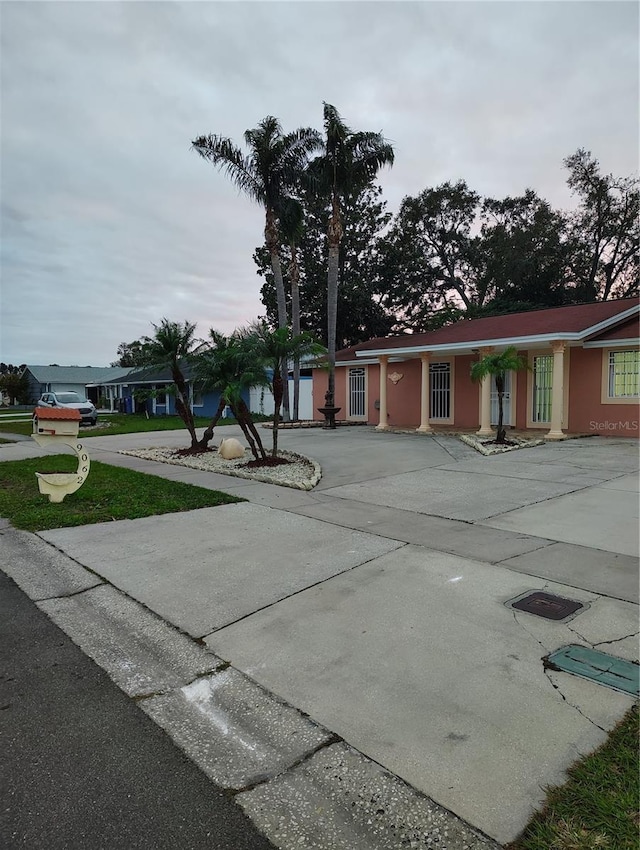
[459,433,545,455]
[118,447,322,491]
[218,437,246,460]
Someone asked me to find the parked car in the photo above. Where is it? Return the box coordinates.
[37,392,97,426]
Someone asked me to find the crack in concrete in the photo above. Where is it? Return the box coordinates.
[594,631,639,648]
[199,541,409,639]
[565,623,594,646]
[542,668,607,733]
[132,662,230,703]
[511,610,549,654]
[231,733,342,796]
[511,612,607,732]
[35,581,105,603]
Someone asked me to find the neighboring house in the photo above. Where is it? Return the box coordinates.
[313,299,640,438]
[104,362,314,420]
[22,365,133,408]
[100,364,248,419]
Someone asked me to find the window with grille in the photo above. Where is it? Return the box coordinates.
[348,367,366,418]
[608,350,639,398]
[532,355,553,422]
[429,362,451,420]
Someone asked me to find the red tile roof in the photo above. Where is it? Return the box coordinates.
[337,299,638,358]
[33,407,81,421]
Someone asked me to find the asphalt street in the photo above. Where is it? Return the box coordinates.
[0,570,274,850]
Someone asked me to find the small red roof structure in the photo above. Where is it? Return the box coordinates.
[33,407,81,421]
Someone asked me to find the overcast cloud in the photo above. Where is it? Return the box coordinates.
[1,1,638,366]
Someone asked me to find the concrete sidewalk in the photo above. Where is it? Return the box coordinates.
[2,427,638,846]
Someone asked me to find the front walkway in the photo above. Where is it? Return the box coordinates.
[2,427,638,845]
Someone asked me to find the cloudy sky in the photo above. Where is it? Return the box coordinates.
[1,1,638,366]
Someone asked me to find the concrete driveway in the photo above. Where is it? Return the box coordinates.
[3,426,638,845]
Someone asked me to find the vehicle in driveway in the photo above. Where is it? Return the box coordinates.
[37,391,97,426]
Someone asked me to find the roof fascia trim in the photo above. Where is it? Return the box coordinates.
[356,332,584,358]
[583,338,640,349]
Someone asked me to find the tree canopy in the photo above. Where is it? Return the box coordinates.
[254,145,637,341]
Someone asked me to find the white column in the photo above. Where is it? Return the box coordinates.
[546,341,566,440]
[476,347,494,436]
[416,353,432,433]
[376,355,389,430]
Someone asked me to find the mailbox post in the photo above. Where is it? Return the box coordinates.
[32,407,91,503]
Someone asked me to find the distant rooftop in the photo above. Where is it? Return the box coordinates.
[24,365,132,384]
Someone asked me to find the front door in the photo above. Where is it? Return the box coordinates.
[491,371,512,426]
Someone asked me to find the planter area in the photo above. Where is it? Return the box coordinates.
[119,447,322,490]
[459,433,545,455]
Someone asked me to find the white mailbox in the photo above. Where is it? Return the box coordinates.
[33,406,81,437]
[31,407,90,503]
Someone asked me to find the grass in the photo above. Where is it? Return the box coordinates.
[0,454,243,531]
[508,704,639,850]
[0,412,271,437]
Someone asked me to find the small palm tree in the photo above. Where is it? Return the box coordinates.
[309,103,394,409]
[470,346,529,444]
[192,118,321,421]
[195,331,267,460]
[243,322,325,456]
[145,319,199,448]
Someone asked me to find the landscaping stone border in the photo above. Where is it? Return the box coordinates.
[459,433,545,455]
[119,448,322,491]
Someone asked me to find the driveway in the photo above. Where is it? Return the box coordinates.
[3,426,638,845]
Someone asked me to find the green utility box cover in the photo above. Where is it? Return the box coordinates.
[546,644,639,697]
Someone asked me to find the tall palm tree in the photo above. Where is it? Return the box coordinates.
[278,196,305,420]
[470,346,529,444]
[310,103,394,408]
[243,322,325,456]
[195,330,268,460]
[192,118,321,420]
[144,319,200,448]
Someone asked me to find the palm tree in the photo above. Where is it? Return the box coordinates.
[278,196,305,420]
[309,103,394,409]
[144,319,200,448]
[195,330,268,460]
[470,346,529,444]
[192,118,321,421]
[243,322,325,456]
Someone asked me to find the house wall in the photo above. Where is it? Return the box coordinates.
[384,359,420,427]
[367,364,381,423]
[515,356,529,429]
[122,386,248,420]
[249,377,314,419]
[568,347,639,436]
[320,345,638,436]
[454,355,479,429]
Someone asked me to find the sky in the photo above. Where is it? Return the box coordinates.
[1,0,638,367]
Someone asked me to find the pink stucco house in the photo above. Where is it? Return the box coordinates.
[313,298,640,438]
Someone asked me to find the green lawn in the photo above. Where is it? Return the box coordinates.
[0,454,242,531]
[508,704,639,850]
[0,412,270,437]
